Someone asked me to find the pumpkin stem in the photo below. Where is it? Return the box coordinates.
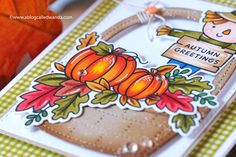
[151,68,158,74]
[91,41,114,56]
[146,95,160,105]
[113,48,126,54]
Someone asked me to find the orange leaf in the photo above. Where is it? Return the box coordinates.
[155,65,176,75]
[86,81,106,92]
[54,63,65,72]
[146,98,158,105]
[0,0,62,88]
[127,98,141,108]
[120,95,127,106]
[99,78,110,90]
[77,32,99,50]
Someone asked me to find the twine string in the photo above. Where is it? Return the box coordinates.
[119,51,148,64]
[112,0,166,42]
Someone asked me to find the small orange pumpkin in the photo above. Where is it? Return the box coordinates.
[114,68,169,100]
[65,46,136,86]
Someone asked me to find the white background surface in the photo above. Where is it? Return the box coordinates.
[0,0,235,157]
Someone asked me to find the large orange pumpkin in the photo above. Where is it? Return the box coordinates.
[65,47,136,86]
[114,68,169,100]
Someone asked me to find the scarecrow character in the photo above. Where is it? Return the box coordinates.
[156,10,236,74]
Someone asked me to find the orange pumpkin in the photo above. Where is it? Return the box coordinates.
[113,68,169,100]
[65,48,136,86]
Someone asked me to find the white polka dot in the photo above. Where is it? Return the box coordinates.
[18,150,23,154]
[227,115,233,119]
[219,135,225,140]
[215,140,221,144]
[0,151,6,155]
[211,145,217,149]
[11,148,17,152]
[196,154,202,157]
[200,148,206,152]
[225,119,230,123]
[207,150,213,154]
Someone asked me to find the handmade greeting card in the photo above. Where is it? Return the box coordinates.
[0,0,235,157]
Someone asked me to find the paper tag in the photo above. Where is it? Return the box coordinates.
[162,36,233,72]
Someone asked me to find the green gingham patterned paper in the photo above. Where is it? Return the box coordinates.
[189,101,236,157]
[0,0,235,157]
[205,0,236,7]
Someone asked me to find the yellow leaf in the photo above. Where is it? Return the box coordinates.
[77,32,99,50]
[54,63,65,72]
[127,98,140,108]
[99,78,110,90]
[86,81,106,92]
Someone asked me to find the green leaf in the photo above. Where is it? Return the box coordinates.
[35,115,41,122]
[198,93,207,97]
[25,119,33,126]
[180,69,190,74]
[42,111,48,117]
[175,75,183,79]
[173,69,179,75]
[36,74,68,86]
[172,114,197,133]
[26,115,35,119]
[208,101,217,106]
[165,72,171,78]
[91,90,118,105]
[193,95,199,101]
[52,94,89,120]
[91,41,114,56]
[169,77,212,95]
[206,96,215,101]
[200,98,206,105]
[33,110,42,113]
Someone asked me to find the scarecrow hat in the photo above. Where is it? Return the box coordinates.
[217,10,236,23]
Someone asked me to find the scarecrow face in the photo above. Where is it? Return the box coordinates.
[203,21,236,43]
